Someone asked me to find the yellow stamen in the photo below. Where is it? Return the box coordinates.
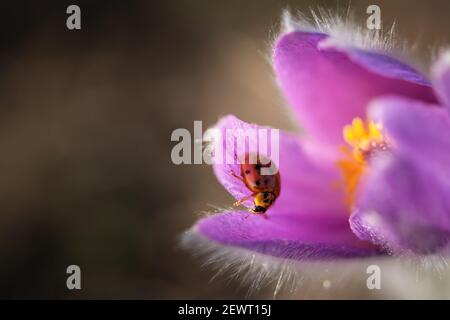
[337,117,386,208]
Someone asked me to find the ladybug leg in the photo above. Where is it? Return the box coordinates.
[233,193,254,207]
[229,170,244,182]
[244,211,268,220]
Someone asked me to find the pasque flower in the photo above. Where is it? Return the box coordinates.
[183,12,450,284]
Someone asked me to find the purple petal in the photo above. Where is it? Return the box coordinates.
[272,31,437,145]
[195,211,382,260]
[350,98,450,254]
[369,96,450,184]
[350,156,450,255]
[432,51,450,108]
[345,48,431,86]
[211,115,347,217]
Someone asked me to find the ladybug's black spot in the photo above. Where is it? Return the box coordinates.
[263,192,269,199]
[255,180,261,186]
[245,170,251,174]
[263,199,270,203]
[254,206,266,213]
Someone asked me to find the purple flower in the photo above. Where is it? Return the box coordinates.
[182,12,450,282]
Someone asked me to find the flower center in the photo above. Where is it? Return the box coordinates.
[337,117,389,208]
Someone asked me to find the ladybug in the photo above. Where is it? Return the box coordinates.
[231,153,280,215]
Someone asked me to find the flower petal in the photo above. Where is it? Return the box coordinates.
[193,211,382,260]
[350,97,450,255]
[369,96,450,184]
[350,156,450,255]
[432,51,450,108]
[211,115,347,217]
[272,31,437,145]
[343,47,431,86]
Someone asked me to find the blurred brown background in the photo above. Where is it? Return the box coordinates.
[0,0,449,299]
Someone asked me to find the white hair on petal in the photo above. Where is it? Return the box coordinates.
[272,7,435,74]
[181,226,381,298]
[181,223,450,298]
[281,8,401,53]
[430,46,450,72]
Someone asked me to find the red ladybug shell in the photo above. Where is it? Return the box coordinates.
[240,154,280,196]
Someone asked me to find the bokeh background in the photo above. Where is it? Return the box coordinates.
[1,0,450,299]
